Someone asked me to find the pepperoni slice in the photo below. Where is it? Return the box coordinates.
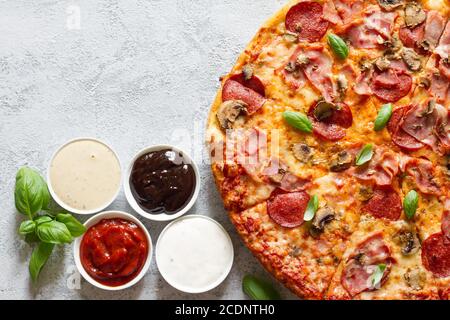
[422,233,450,278]
[285,2,329,42]
[443,209,450,243]
[370,69,412,102]
[229,73,266,96]
[222,74,266,114]
[267,190,310,228]
[308,102,353,141]
[387,106,424,151]
[362,188,402,221]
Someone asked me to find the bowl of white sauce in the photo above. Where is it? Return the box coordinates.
[155,215,234,293]
[47,138,122,215]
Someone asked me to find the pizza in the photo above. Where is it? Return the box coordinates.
[206,0,450,300]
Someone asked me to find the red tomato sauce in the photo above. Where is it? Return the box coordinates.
[80,218,149,287]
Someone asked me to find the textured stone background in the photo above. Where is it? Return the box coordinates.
[0,0,297,299]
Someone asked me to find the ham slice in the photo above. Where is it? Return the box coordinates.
[352,146,399,187]
[342,234,392,297]
[354,68,373,96]
[435,21,450,59]
[302,46,337,102]
[334,0,364,24]
[401,101,450,155]
[404,158,441,196]
[422,10,446,51]
[281,47,307,90]
[323,0,342,25]
[345,8,397,49]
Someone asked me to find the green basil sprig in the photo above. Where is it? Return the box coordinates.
[242,275,281,300]
[374,104,393,131]
[304,195,319,222]
[355,144,374,166]
[370,264,387,288]
[15,167,50,219]
[327,34,349,60]
[283,111,313,133]
[29,242,55,282]
[404,190,419,220]
[14,167,86,282]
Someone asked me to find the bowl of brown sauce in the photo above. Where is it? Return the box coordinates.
[124,145,200,221]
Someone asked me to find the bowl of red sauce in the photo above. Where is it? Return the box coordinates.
[74,211,152,290]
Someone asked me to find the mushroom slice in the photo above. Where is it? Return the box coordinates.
[292,143,314,163]
[216,100,248,130]
[310,206,335,237]
[401,48,422,71]
[242,64,254,81]
[404,267,426,290]
[329,151,353,172]
[396,231,421,256]
[358,185,374,202]
[314,100,335,121]
[374,56,391,71]
[378,0,404,11]
[404,2,426,29]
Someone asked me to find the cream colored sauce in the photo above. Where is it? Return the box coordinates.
[49,139,121,212]
[156,216,234,293]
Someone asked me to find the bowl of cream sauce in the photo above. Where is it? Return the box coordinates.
[47,138,122,215]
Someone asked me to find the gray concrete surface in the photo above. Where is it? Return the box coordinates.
[0,0,297,300]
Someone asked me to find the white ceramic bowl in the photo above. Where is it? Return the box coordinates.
[155,215,234,294]
[73,211,152,291]
[124,145,200,222]
[47,137,122,215]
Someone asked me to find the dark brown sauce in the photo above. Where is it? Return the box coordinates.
[130,149,196,214]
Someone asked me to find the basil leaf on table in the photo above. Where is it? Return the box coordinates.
[36,220,73,244]
[19,220,36,235]
[29,242,55,282]
[242,275,281,300]
[56,213,86,237]
[370,264,387,288]
[304,195,319,222]
[34,215,53,226]
[404,190,419,220]
[374,104,393,131]
[327,34,349,60]
[283,111,313,133]
[355,144,374,166]
[15,167,50,218]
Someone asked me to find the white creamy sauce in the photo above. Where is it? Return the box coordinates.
[49,139,121,212]
[156,216,234,293]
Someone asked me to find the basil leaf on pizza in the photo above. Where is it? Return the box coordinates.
[404,190,419,220]
[374,104,393,131]
[327,34,349,60]
[370,264,387,288]
[304,195,319,222]
[283,111,313,133]
[355,144,374,166]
